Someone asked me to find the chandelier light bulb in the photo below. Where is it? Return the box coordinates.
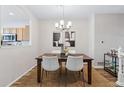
[68,21,72,27]
[59,25,62,29]
[55,23,59,28]
[66,25,70,29]
[60,20,64,26]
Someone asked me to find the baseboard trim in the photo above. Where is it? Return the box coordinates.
[6,64,36,87]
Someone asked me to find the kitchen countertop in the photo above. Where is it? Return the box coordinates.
[0,44,31,49]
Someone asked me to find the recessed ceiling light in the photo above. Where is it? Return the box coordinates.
[9,12,14,16]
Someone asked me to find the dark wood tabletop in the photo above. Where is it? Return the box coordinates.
[36,53,93,61]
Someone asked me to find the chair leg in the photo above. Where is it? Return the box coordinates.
[41,69,44,86]
[78,71,81,77]
[82,69,85,87]
[45,71,47,77]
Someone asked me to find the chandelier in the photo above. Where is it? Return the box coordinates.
[55,5,72,31]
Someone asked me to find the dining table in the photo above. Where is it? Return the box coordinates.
[35,53,93,84]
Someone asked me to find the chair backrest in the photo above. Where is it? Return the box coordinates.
[66,56,83,71]
[68,50,76,54]
[52,50,61,53]
[42,56,59,71]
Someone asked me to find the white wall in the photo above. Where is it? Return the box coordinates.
[0,6,1,47]
[89,14,95,66]
[0,6,40,86]
[39,19,90,55]
[95,14,124,65]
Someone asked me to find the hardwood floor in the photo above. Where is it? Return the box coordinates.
[11,64,116,87]
[96,69,117,83]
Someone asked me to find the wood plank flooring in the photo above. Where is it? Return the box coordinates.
[11,64,116,87]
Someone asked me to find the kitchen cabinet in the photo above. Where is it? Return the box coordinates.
[10,28,16,34]
[16,28,23,41]
[3,28,16,34]
[22,25,29,41]
[2,25,29,41]
[3,28,10,33]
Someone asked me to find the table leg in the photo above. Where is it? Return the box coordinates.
[37,59,41,83]
[87,61,92,84]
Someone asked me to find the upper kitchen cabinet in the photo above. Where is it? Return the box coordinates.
[0,5,30,46]
[16,27,23,41]
[3,28,17,34]
[23,25,29,41]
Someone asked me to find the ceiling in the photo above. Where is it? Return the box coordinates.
[1,5,29,25]
[1,5,124,22]
[26,5,124,20]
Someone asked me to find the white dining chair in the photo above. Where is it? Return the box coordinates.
[65,55,85,86]
[41,56,60,86]
[51,49,62,68]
